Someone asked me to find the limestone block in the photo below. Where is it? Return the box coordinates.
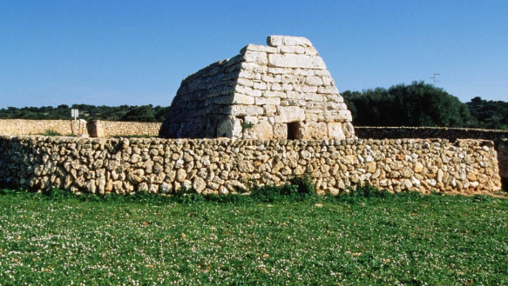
[232,94,255,105]
[328,123,346,140]
[304,93,324,102]
[226,105,264,116]
[243,51,268,65]
[248,121,273,140]
[235,85,262,97]
[253,82,267,90]
[273,124,288,139]
[241,62,268,73]
[237,78,254,87]
[264,91,286,98]
[193,177,207,193]
[238,70,254,79]
[313,70,331,76]
[318,86,339,94]
[337,110,353,122]
[342,122,355,138]
[302,85,318,93]
[267,35,313,47]
[242,116,257,125]
[279,45,306,54]
[305,46,319,56]
[305,76,324,86]
[240,44,277,54]
[276,106,305,123]
[268,54,325,69]
[286,91,304,99]
[270,83,282,91]
[298,122,328,140]
[264,105,277,116]
[322,76,333,86]
[262,75,277,83]
[311,57,326,69]
[268,67,286,74]
[265,97,281,105]
[282,83,294,91]
[216,116,242,138]
[294,69,310,76]
[255,97,267,105]
[267,35,284,47]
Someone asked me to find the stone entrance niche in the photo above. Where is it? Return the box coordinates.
[159,35,356,140]
[287,122,301,140]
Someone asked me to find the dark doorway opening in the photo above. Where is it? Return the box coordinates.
[287,122,301,140]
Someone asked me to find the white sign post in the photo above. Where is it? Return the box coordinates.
[71,109,79,135]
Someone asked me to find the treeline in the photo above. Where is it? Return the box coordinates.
[1,82,506,129]
[0,104,169,122]
[342,81,508,130]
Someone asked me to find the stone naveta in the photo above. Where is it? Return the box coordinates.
[159,35,355,140]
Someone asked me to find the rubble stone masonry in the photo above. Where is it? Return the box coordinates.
[0,119,88,136]
[0,136,502,195]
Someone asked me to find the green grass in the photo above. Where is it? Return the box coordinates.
[1,185,507,285]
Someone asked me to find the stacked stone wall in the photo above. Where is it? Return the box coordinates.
[356,127,508,182]
[0,136,501,196]
[160,35,355,140]
[0,119,160,138]
[0,119,88,136]
[88,120,160,138]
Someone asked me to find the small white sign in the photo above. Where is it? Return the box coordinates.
[71,109,79,117]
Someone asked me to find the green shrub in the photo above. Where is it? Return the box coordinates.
[38,129,62,136]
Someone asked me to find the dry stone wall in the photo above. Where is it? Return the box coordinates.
[356,126,508,182]
[160,35,355,140]
[0,136,502,196]
[355,127,508,146]
[0,119,160,138]
[0,119,88,136]
[88,121,160,138]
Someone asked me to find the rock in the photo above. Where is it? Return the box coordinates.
[437,169,444,183]
[159,182,172,194]
[176,169,187,182]
[414,162,424,173]
[193,177,206,194]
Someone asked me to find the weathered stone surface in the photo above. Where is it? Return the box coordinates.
[328,123,345,140]
[0,136,501,197]
[267,35,313,47]
[299,122,328,140]
[276,106,306,123]
[159,35,355,140]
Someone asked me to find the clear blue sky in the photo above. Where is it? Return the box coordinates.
[1,0,507,108]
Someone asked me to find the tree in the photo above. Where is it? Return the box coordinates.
[120,105,156,122]
[342,81,474,127]
[466,97,508,130]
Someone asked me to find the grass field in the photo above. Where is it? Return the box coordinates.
[1,185,507,285]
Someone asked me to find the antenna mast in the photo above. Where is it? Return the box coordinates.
[430,73,440,85]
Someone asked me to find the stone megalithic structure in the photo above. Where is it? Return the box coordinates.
[159,35,355,140]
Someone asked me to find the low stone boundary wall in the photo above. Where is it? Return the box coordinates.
[0,119,88,136]
[355,126,508,146]
[0,119,160,138]
[356,127,508,182]
[87,121,161,138]
[0,136,502,195]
